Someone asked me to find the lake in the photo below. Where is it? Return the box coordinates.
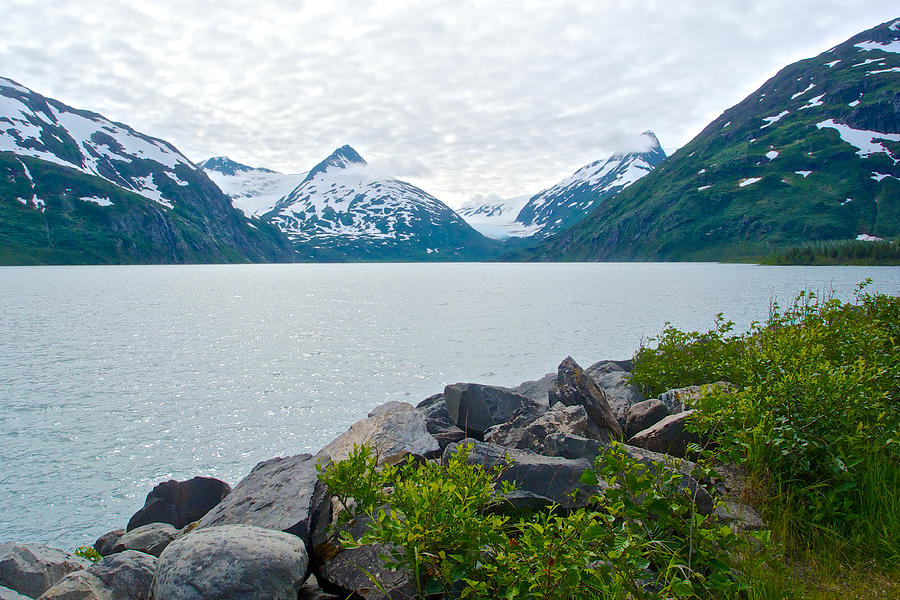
[1,262,898,549]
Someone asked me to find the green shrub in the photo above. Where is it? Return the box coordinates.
[74,545,102,562]
[629,283,900,561]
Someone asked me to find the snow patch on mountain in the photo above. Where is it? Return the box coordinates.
[854,40,900,54]
[200,156,305,218]
[816,119,900,161]
[457,194,536,239]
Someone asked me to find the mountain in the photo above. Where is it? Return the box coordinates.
[265,145,499,260]
[0,77,293,264]
[528,18,900,262]
[199,157,306,219]
[514,132,666,237]
[456,194,532,239]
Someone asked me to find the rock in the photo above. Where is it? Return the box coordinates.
[367,401,412,418]
[625,399,669,438]
[111,523,177,558]
[317,402,439,463]
[627,410,701,458]
[152,524,308,600]
[0,586,30,600]
[484,403,609,453]
[715,501,764,532]
[508,372,555,406]
[92,531,123,558]
[311,511,413,600]
[658,382,734,414]
[585,360,646,427]
[444,383,544,438]
[126,476,231,531]
[194,453,320,545]
[416,396,467,451]
[38,551,156,600]
[549,357,623,439]
[0,543,90,599]
[543,434,714,515]
[443,439,600,510]
[36,571,107,600]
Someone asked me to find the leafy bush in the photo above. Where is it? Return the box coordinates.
[629,283,900,560]
[74,545,102,562]
[318,443,745,599]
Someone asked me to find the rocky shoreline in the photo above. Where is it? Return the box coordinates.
[0,356,762,600]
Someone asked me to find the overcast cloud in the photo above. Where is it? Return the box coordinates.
[1,1,897,206]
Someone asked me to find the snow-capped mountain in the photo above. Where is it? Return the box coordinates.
[200,156,306,218]
[266,145,497,260]
[515,132,667,237]
[531,17,900,261]
[0,76,292,264]
[456,194,534,239]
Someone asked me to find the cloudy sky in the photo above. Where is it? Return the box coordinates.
[1,1,897,207]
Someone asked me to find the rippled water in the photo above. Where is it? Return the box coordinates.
[1,262,898,549]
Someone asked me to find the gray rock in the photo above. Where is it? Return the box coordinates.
[318,402,439,463]
[485,403,610,453]
[444,383,544,438]
[443,439,600,510]
[152,524,308,600]
[658,382,734,414]
[586,361,646,427]
[543,434,713,515]
[625,399,669,438]
[0,586,30,600]
[36,571,108,600]
[126,476,231,531]
[0,544,90,599]
[627,410,701,458]
[92,531,123,558]
[194,453,320,545]
[416,396,467,451]
[715,501,765,532]
[368,401,413,418]
[311,512,413,600]
[549,357,623,439]
[111,523,177,558]
[508,372,555,406]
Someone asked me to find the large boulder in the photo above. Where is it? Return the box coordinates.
[415,395,467,451]
[628,410,702,458]
[508,373,555,406]
[38,551,156,600]
[484,403,609,453]
[193,453,320,545]
[126,476,231,531]
[585,360,646,427]
[543,434,713,515]
[317,401,439,463]
[152,525,308,600]
[549,357,623,440]
[444,383,544,438]
[92,531,123,558]
[0,544,90,599]
[111,523,177,557]
[443,439,600,510]
[625,399,669,438]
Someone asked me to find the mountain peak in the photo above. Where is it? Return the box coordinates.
[199,156,273,176]
[303,145,367,182]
